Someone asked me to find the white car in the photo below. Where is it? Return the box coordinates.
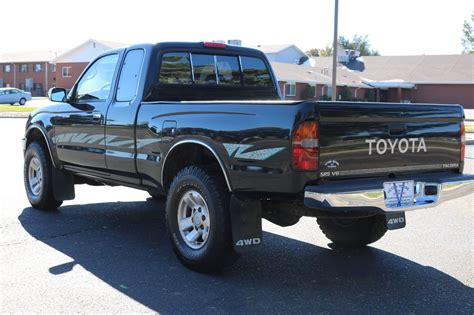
[0,88,32,105]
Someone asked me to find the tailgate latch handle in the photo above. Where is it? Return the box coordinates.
[388,123,407,136]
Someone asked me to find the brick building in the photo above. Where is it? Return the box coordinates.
[52,39,126,89]
[4,40,470,109]
[0,51,57,96]
[272,61,370,101]
[311,54,474,109]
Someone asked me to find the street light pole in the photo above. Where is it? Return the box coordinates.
[331,0,339,101]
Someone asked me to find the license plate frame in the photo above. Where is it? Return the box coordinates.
[383,180,415,209]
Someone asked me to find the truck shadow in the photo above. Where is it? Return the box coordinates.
[19,200,472,313]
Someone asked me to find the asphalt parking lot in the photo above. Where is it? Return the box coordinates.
[1,118,473,313]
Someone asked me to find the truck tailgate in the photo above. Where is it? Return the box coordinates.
[317,102,464,179]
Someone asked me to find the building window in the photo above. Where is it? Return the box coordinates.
[51,64,56,73]
[19,64,28,72]
[62,67,72,77]
[327,87,333,97]
[285,83,296,97]
[34,63,43,72]
[19,83,25,90]
[3,64,11,73]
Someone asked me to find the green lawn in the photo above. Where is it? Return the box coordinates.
[0,105,36,112]
[466,124,474,133]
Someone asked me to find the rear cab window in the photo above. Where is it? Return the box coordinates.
[158,53,273,88]
[151,47,278,101]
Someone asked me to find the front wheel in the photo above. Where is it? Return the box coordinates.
[317,215,387,247]
[24,142,62,210]
[19,98,26,106]
[166,166,238,272]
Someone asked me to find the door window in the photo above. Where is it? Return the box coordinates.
[75,54,119,102]
[116,49,145,102]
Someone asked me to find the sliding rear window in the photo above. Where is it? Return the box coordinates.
[241,56,272,87]
[159,53,192,84]
[158,52,272,88]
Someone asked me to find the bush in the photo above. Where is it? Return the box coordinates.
[366,89,376,102]
[301,85,316,100]
[339,86,352,101]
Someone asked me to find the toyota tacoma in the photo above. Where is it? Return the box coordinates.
[23,42,474,271]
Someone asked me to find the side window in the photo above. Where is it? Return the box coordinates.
[192,54,216,85]
[216,55,240,86]
[75,54,119,102]
[241,56,272,87]
[159,53,192,84]
[116,49,145,102]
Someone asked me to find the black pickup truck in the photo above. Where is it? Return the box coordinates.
[23,42,474,271]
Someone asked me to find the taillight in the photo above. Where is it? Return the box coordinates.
[460,121,465,163]
[203,42,226,49]
[292,121,319,171]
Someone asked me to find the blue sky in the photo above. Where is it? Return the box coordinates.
[1,0,472,55]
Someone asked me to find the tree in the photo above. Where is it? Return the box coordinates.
[319,45,333,57]
[306,48,320,57]
[461,13,474,54]
[306,34,379,58]
[339,35,379,56]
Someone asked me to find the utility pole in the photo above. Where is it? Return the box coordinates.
[331,0,339,101]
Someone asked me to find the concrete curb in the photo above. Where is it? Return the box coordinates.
[0,113,30,118]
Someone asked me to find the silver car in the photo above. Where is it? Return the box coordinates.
[0,88,32,105]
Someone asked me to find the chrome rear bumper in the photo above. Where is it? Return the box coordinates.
[304,173,474,213]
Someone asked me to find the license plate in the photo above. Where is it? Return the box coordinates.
[383,180,415,208]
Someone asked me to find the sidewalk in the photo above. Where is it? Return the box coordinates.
[465,109,474,121]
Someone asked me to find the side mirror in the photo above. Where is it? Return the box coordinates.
[48,87,67,102]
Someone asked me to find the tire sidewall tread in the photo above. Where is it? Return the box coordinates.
[166,166,237,272]
[24,142,61,211]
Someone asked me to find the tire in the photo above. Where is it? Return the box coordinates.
[24,142,62,211]
[19,98,26,106]
[317,215,387,247]
[166,166,238,272]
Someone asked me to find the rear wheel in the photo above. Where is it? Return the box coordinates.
[317,215,387,247]
[24,142,62,211]
[166,166,238,272]
[19,98,26,106]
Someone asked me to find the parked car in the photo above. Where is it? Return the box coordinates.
[23,42,474,272]
[0,88,32,105]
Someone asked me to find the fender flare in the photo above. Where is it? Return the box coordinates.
[161,139,232,192]
[25,124,58,168]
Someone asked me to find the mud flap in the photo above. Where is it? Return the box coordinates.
[385,212,406,230]
[52,168,75,201]
[230,195,262,253]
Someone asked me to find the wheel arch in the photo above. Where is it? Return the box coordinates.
[25,124,57,168]
[161,140,232,192]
